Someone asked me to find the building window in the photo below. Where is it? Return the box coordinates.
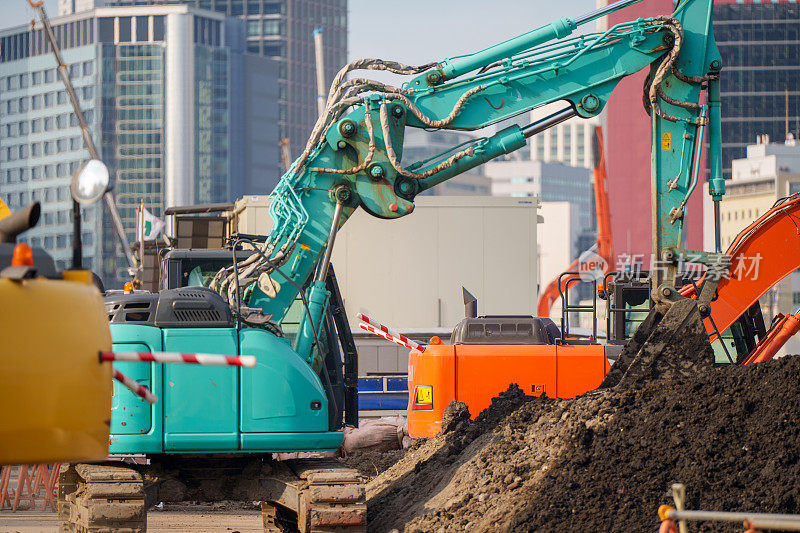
[263,20,282,35]
[119,17,132,42]
[153,16,165,41]
[264,43,282,57]
[136,16,148,42]
[99,18,114,42]
[44,92,54,106]
[44,69,55,83]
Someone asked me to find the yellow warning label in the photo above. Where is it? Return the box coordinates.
[416,386,432,405]
[661,132,672,151]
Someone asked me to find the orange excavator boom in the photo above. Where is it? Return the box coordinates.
[680,193,800,359]
[538,126,613,317]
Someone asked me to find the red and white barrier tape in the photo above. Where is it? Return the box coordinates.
[100,351,256,367]
[358,322,425,353]
[113,369,157,404]
[357,313,424,352]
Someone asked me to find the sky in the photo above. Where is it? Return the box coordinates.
[4,0,597,59]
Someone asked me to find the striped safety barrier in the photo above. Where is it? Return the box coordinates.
[100,351,257,367]
[113,369,157,404]
[357,313,425,352]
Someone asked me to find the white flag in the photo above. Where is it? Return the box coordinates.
[140,207,165,241]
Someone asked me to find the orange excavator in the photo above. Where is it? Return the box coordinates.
[537,126,614,318]
[680,193,800,365]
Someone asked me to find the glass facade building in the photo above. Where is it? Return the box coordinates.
[0,4,279,286]
[85,0,348,160]
[714,0,800,179]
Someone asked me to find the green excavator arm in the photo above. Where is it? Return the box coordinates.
[213,0,723,369]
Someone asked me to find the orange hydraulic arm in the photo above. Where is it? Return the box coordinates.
[680,193,800,359]
[741,311,800,364]
[538,126,614,317]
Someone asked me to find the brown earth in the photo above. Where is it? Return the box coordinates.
[366,353,800,532]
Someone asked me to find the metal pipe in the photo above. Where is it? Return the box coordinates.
[522,107,578,138]
[440,18,577,79]
[313,28,327,117]
[104,192,136,267]
[315,201,344,283]
[671,484,688,533]
[713,199,722,252]
[574,0,643,25]
[668,509,800,529]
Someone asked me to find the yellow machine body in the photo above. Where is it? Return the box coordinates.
[0,275,112,465]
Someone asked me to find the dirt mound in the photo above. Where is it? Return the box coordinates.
[442,400,471,433]
[367,355,800,532]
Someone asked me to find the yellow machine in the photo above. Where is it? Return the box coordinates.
[0,203,112,465]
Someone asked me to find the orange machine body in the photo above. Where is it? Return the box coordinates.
[407,342,609,438]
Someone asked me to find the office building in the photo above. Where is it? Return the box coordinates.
[70,0,348,160]
[713,0,800,179]
[0,4,279,285]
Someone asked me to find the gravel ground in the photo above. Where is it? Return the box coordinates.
[0,509,262,533]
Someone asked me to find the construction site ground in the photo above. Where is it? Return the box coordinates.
[0,508,262,532]
[4,349,799,531]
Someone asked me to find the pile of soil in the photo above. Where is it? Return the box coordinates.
[367,353,800,532]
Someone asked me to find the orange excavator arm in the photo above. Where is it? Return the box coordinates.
[593,126,614,265]
[680,193,800,360]
[537,257,582,317]
[538,126,613,317]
